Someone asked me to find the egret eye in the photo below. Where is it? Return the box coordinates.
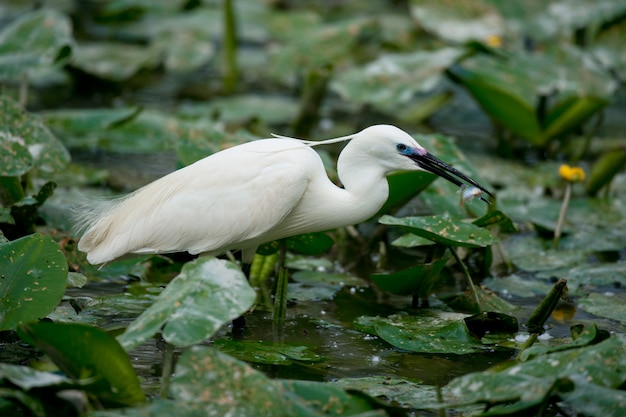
[396,143,408,153]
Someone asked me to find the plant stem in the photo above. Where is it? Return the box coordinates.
[292,64,332,137]
[450,247,482,314]
[553,182,571,249]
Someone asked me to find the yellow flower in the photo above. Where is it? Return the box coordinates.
[486,34,502,48]
[559,164,586,182]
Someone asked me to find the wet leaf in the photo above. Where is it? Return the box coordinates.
[213,339,325,365]
[117,258,256,350]
[0,8,73,80]
[0,234,68,331]
[331,376,438,410]
[354,312,486,355]
[380,214,498,248]
[17,321,146,407]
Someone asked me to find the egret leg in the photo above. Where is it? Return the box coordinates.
[231,261,252,334]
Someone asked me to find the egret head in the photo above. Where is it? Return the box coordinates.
[354,125,494,203]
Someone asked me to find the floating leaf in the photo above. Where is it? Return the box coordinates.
[17,321,145,407]
[380,214,498,248]
[332,47,464,111]
[578,292,626,324]
[0,234,68,331]
[71,42,160,81]
[117,258,256,350]
[354,312,486,355]
[213,339,325,365]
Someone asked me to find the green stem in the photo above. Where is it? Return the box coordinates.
[292,64,332,137]
[525,278,568,334]
[19,71,29,108]
[450,247,481,314]
[222,0,239,93]
[553,183,571,249]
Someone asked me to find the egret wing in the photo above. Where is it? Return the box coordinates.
[78,140,317,264]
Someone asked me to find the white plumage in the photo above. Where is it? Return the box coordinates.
[75,124,492,265]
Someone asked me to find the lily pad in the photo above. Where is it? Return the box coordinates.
[409,0,504,44]
[380,214,498,248]
[564,260,626,291]
[117,257,256,350]
[578,292,626,324]
[332,47,464,112]
[71,41,160,81]
[483,275,554,299]
[354,312,486,355]
[330,376,437,410]
[213,339,325,365]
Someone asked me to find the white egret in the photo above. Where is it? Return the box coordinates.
[75,125,493,266]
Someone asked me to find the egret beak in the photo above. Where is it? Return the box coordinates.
[409,151,494,204]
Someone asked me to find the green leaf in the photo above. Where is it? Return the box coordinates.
[0,234,68,331]
[370,258,447,297]
[380,214,498,248]
[448,58,542,144]
[71,41,160,81]
[578,292,626,324]
[332,47,464,111]
[0,8,74,80]
[117,257,256,350]
[409,0,504,43]
[169,347,294,416]
[213,339,325,365]
[472,209,517,233]
[0,131,32,176]
[286,232,334,255]
[354,312,486,355]
[0,96,70,173]
[586,149,626,196]
[443,335,626,416]
[542,95,608,141]
[17,321,145,407]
